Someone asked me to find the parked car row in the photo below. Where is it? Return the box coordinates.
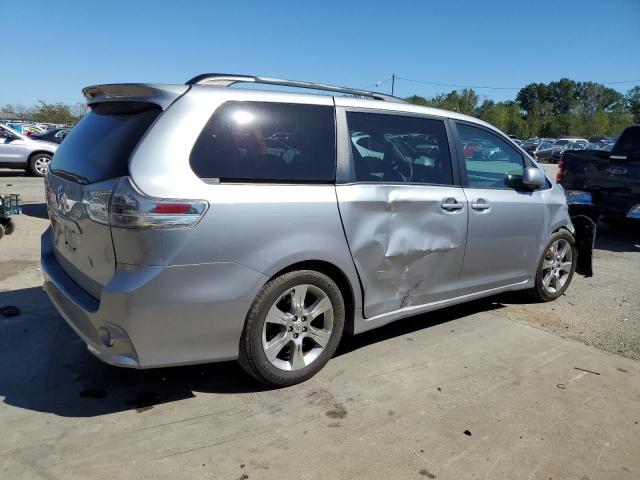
[517,136,616,163]
[3,121,70,143]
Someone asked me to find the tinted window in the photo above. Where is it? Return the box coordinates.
[457,123,525,189]
[615,126,640,153]
[346,112,453,185]
[50,102,160,184]
[539,142,552,149]
[190,102,335,182]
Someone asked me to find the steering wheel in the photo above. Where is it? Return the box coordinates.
[388,141,413,182]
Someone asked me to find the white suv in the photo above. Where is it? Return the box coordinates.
[0,123,58,176]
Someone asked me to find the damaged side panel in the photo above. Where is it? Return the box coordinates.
[336,184,468,318]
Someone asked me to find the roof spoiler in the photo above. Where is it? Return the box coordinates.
[186,73,407,104]
[82,84,189,109]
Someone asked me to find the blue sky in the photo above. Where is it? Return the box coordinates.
[3,0,639,107]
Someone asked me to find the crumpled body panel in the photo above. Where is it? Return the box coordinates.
[336,184,468,317]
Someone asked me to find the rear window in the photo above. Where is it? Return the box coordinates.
[50,102,161,184]
[615,126,640,153]
[190,101,335,182]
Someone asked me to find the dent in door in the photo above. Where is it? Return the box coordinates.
[337,184,466,317]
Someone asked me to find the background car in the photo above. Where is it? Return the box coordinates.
[534,142,557,162]
[551,140,589,163]
[544,138,588,163]
[33,128,70,144]
[0,123,58,175]
[529,140,555,159]
[522,137,555,154]
[588,136,616,144]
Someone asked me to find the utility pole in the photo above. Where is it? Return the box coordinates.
[391,74,396,96]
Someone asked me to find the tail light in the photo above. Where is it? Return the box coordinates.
[82,177,208,228]
[556,160,564,183]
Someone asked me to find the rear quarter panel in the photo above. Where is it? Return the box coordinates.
[126,87,363,311]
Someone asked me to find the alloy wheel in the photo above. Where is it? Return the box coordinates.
[261,284,334,371]
[34,156,51,175]
[541,239,573,294]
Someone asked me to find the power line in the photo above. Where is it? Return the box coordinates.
[397,77,520,90]
[365,75,640,93]
[599,79,640,85]
[362,76,392,90]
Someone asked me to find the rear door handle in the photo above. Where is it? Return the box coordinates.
[441,197,464,212]
[471,199,491,211]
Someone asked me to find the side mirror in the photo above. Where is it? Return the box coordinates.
[521,167,546,189]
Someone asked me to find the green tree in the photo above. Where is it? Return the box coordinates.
[626,86,640,123]
[29,101,83,125]
[406,79,638,138]
[404,95,430,107]
[547,78,578,114]
[516,82,551,115]
[406,89,478,115]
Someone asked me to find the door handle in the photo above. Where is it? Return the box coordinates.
[471,199,490,211]
[441,197,464,212]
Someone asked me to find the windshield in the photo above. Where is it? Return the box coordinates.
[0,123,25,139]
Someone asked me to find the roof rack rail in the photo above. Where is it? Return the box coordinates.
[185,73,407,103]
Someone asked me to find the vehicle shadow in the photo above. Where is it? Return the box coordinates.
[0,285,504,418]
[594,220,640,253]
[20,202,48,219]
[0,169,28,178]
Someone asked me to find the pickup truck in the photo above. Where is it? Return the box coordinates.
[558,125,640,222]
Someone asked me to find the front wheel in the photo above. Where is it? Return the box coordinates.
[28,153,52,177]
[239,270,345,387]
[528,230,577,302]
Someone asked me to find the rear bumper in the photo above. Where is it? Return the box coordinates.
[41,228,268,368]
[566,191,640,220]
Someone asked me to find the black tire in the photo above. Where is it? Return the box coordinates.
[28,153,52,177]
[239,270,345,387]
[528,230,577,302]
[2,219,14,235]
[0,224,5,240]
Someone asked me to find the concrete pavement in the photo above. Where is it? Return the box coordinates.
[1,289,639,479]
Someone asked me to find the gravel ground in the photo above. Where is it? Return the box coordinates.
[495,221,640,360]
[499,163,640,360]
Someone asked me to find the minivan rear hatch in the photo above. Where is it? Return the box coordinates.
[46,92,177,299]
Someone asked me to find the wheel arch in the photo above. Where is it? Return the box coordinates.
[268,260,357,335]
[28,149,55,161]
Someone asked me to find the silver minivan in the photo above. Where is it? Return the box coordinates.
[41,74,593,386]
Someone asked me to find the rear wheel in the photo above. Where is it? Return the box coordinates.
[529,230,577,302]
[2,219,14,235]
[239,270,345,387]
[0,224,5,240]
[28,153,52,177]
